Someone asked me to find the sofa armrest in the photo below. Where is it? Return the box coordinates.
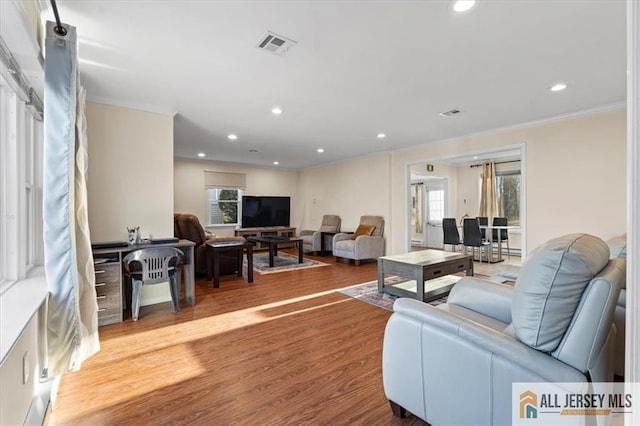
[496,264,521,281]
[299,229,316,237]
[387,298,587,382]
[333,233,353,243]
[354,235,385,258]
[447,277,514,324]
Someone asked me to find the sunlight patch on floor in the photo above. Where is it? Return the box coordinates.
[100,287,358,361]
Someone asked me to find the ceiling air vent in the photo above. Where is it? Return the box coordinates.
[439,109,463,117]
[256,31,297,56]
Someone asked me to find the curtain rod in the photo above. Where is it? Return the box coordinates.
[469,159,521,168]
[0,37,44,120]
[50,0,68,36]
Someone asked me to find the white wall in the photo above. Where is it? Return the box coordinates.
[173,159,300,237]
[298,153,391,251]
[0,310,39,425]
[86,102,175,242]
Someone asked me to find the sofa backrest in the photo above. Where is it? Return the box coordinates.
[359,215,384,237]
[606,234,627,259]
[511,234,610,352]
[319,215,341,232]
[551,257,624,374]
[176,213,207,245]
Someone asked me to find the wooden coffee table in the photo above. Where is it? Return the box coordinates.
[377,249,473,302]
[246,236,303,267]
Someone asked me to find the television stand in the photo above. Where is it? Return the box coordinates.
[235,226,297,250]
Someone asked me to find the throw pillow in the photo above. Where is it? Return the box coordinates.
[351,224,376,240]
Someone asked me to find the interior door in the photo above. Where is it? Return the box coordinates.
[425,183,445,249]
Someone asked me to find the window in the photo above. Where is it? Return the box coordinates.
[0,74,43,292]
[427,189,445,222]
[208,189,241,226]
[496,171,520,226]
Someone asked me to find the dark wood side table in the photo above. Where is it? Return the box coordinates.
[319,231,352,256]
[246,236,303,267]
[206,240,253,288]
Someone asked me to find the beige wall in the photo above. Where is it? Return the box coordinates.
[297,109,625,256]
[174,159,300,237]
[87,102,174,242]
[298,153,391,251]
[390,108,626,254]
[86,102,174,306]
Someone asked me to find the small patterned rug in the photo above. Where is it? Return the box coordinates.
[246,252,329,274]
[338,275,457,311]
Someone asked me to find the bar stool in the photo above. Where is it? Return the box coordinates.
[123,247,184,321]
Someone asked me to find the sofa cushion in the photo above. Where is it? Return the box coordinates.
[511,234,609,352]
[352,224,375,240]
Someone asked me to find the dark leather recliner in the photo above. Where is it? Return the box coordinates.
[174,213,244,276]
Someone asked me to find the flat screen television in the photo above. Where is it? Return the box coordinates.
[241,196,291,228]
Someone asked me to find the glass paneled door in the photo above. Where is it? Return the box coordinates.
[425,183,445,249]
[411,179,447,249]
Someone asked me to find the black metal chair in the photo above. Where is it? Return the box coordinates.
[123,247,184,321]
[477,216,488,240]
[491,216,511,259]
[462,218,492,262]
[443,218,462,251]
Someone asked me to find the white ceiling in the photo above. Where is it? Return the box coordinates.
[45,0,626,169]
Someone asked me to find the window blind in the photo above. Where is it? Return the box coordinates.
[204,170,246,190]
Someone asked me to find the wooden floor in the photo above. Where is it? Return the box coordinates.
[48,252,430,425]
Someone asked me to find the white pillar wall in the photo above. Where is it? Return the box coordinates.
[626,5,640,426]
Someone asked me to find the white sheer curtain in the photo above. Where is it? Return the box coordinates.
[479,162,499,221]
[44,21,99,375]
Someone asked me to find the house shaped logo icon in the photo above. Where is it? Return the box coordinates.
[520,390,538,419]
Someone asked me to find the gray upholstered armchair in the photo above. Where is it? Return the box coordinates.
[382,234,624,424]
[333,215,384,265]
[298,214,341,255]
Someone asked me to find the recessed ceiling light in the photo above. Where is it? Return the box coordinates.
[228,134,238,140]
[273,161,279,165]
[317,148,324,153]
[272,107,283,115]
[377,133,386,139]
[453,0,475,12]
[473,156,479,160]
[197,152,205,157]
[550,83,567,92]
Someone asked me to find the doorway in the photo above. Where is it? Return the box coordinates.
[410,172,448,249]
[406,146,525,256]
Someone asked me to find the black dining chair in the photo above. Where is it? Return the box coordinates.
[443,218,462,251]
[491,216,510,259]
[123,247,184,321]
[462,218,492,262]
[477,216,488,240]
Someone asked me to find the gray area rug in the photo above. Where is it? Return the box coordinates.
[246,252,329,274]
[338,276,453,312]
